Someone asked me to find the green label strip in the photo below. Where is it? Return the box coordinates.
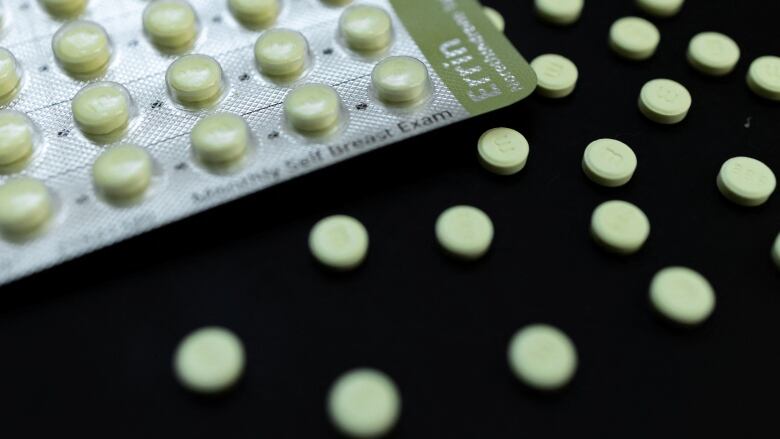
[390,0,537,116]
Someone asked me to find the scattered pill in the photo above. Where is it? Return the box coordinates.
[609,17,660,61]
[508,324,577,391]
[638,78,691,124]
[534,0,583,26]
[717,157,776,207]
[229,0,279,28]
[41,0,88,18]
[582,139,637,187]
[0,177,53,238]
[52,20,111,78]
[650,267,715,326]
[483,6,505,32]
[191,113,250,166]
[590,200,650,255]
[327,368,401,438]
[0,48,22,105]
[436,205,494,260]
[72,82,131,141]
[174,327,245,394]
[309,215,368,271]
[687,32,740,76]
[285,83,342,134]
[636,0,684,17]
[477,127,530,176]
[92,144,153,202]
[339,5,393,53]
[166,54,224,107]
[254,29,309,78]
[0,110,36,168]
[371,56,430,105]
[746,56,780,101]
[531,53,578,98]
[773,233,780,270]
[143,0,198,52]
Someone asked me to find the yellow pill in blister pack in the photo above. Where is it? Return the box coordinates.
[143,0,199,52]
[72,82,132,141]
[0,48,22,105]
[191,113,250,166]
[40,0,88,18]
[166,54,225,107]
[0,177,54,238]
[254,29,309,78]
[284,84,342,134]
[339,5,393,53]
[92,144,153,202]
[0,110,36,169]
[52,20,112,78]
[229,0,280,28]
[371,56,430,105]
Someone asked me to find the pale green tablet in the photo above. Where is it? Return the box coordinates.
[254,29,309,78]
[371,56,430,105]
[191,113,250,165]
[717,157,776,207]
[531,53,578,98]
[143,0,198,52]
[477,127,530,176]
[174,326,245,394]
[72,82,131,142]
[609,17,660,61]
[639,79,691,124]
[636,0,684,17]
[687,32,741,76]
[0,177,53,237]
[92,144,153,202]
[41,0,88,18]
[339,5,393,52]
[435,205,494,260]
[229,0,279,28]
[747,56,780,101]
[582,139,637,187]
[166,54,224,107]
[591,200,650,255]
[773,233,780,270]
[483,7,505,32]
[650,267,715,326]
[52,20,111,77]
[0,110,35,167]
[309,215,368,271]
[327,368,401,438]
[0,48,22,104]
[508,324,577,391]
[284,84,341,134]
[534,0,583,26]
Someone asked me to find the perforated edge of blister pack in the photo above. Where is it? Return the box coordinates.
[0,0,536,286]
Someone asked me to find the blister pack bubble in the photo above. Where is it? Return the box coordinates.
[0,0,536,285]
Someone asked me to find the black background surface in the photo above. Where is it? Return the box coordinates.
[3,1,779,437]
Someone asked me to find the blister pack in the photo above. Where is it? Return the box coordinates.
[0,0,536,285]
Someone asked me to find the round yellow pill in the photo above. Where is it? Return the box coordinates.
[339,5,393,53]
[52,20,112,77]
[166,54,224,107]
[284,84,342,134]
[609,17,660,61]
[508,324,578,391]
[92,144,153,202]
[435,205,494,260]
[477,127,530,176]
[0,48,22,104]
[327,369,401,438]
[40,0,88,18]
[371,56,430,105]
[309,215,369,271]
[0,177,53,238]
[254,29,309,78]
[747,56,780,101]
[531,53,578,98]
[174,326,246,394]
[687,32,741,76]
[636,0,685,18]
[638,79,692,124]
[191,113,250,165]
[483,7,505,32]
[534,0,584,26]
[143,0,198,52]
[717,156,776,207]
[590,200,650,255]
[650,267,715,326]
[0,110,36,168]
[582,138,637,187]
[229,0,279,28]
[72,82,131,140]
